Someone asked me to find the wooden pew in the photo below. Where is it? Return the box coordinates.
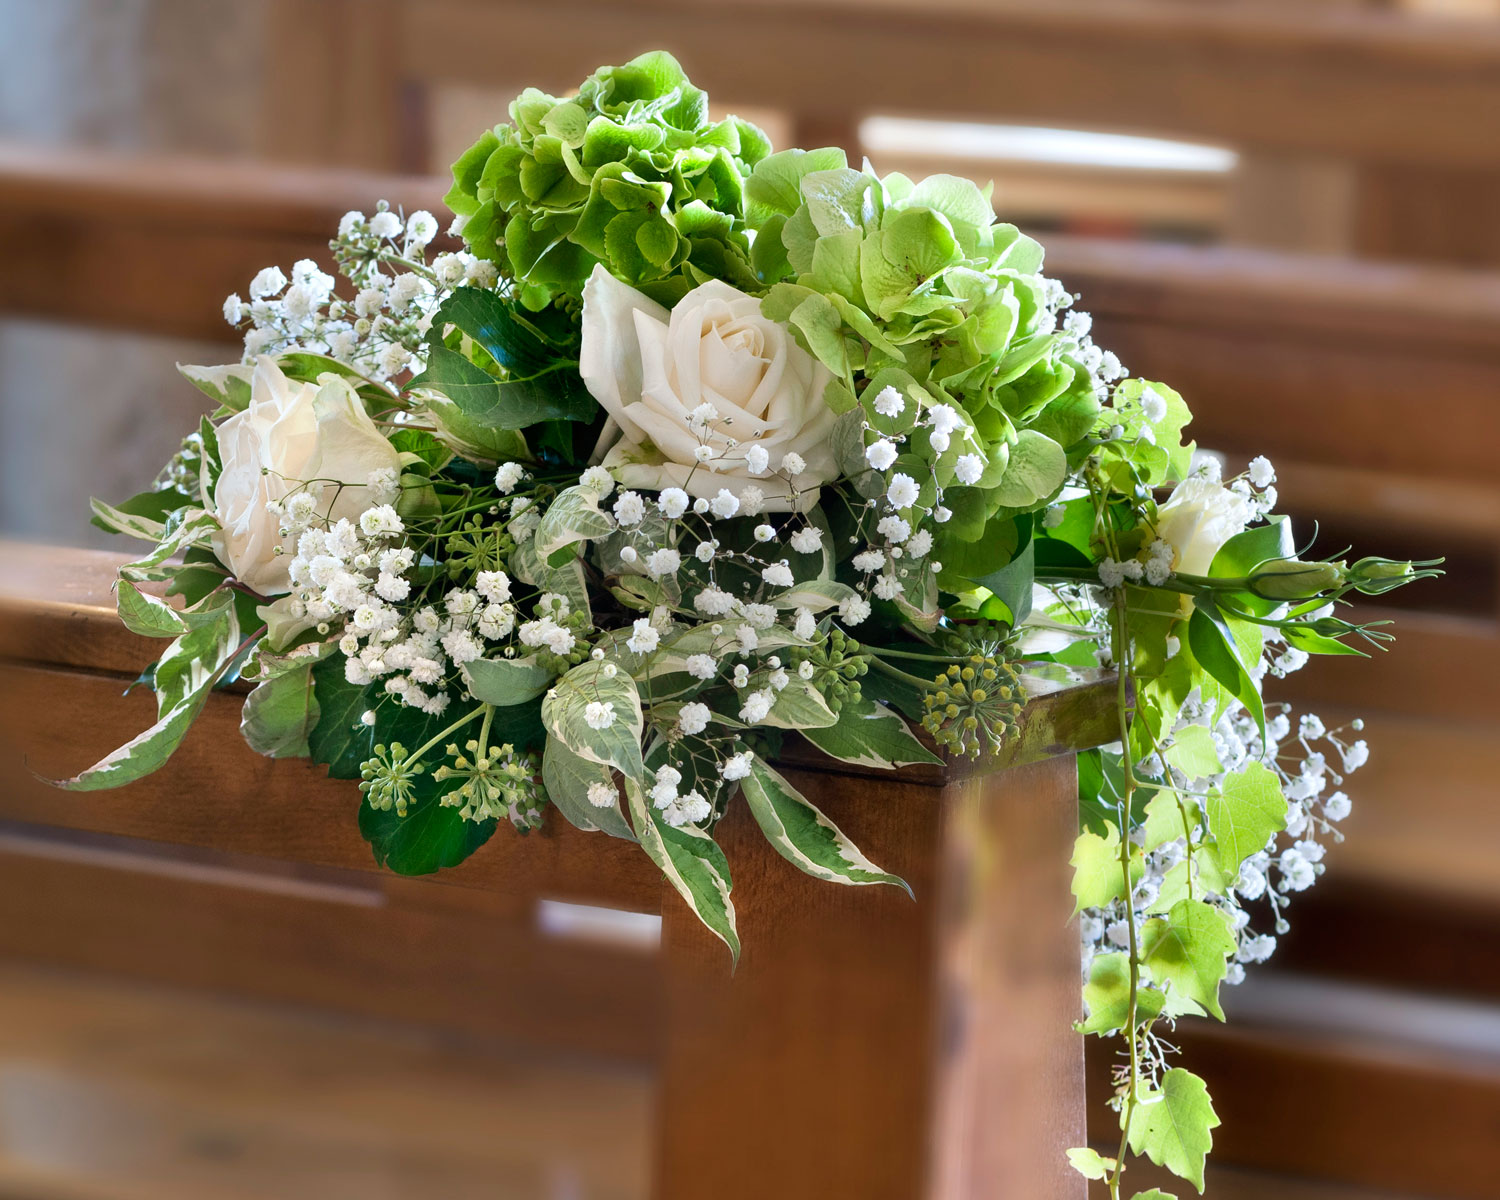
[0,542,1114,1200]
[263,0,1500,263]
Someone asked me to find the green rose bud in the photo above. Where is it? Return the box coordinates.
[1248,558,1346,600]
[1347,557,1416,595]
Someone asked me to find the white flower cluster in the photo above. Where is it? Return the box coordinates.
[223,202,494,382]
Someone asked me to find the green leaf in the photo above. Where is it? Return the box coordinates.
[1208,761,1287,873]
[624,778,739,963]
[1163,725,1220,780]
[1125,1068,1220,1193]
[1186,603,1265,743]
[462,656,554,707]
[541,738,635,841]
[240,660,320,758]
[1070,821,1141,913]
[1140,899,1237,1020]
[740,758,909,893]
[359,781,497,875]
[408,342,594,430]
[800,696,942,769]
[541,659,644,777]
[772,578,856,612]
[115,580,188,638]
[1078,953,1166,1035]
[1066,1147,1114,1181]
[1131,1191,1179,1199]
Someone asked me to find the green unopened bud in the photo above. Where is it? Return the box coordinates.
[1248,558,1345,600]
[1346,557,1416,595]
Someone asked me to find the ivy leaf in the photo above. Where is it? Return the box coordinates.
[624,778,739,964]
[1140,899,1237,1020]
[1125,1068,1220,1193]
[1163,725,1220,780]
[1066,1147,1114,1181]
[740,757,910,893]
[800,696,942,769]
[1131,1191,1179,1200]
[1207,761,1287,873]
[1078,952,1166,1035]
[1070,821,1141,914]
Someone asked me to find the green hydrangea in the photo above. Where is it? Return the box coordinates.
[445,51,771,309]
[746,153,1103,577]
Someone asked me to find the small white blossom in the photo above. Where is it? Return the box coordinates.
[494,462,526,494]
[613,490,646,527]
[1343,740,1370,771]
[753,523,776,543]
[840,595,871,625]
[761,560,795,588]
[927,404,960,436]
[853,550,885,573]
[954,455,984,485]
[873,575,904,601]
[685,654,717,681]
[584,701,617,730]
[249,266,287,300]
[476,571,512,603]
[678,702,711,735]
[872,386,904,418]
[658,488,690,518]
[720,751,754,781]
[906,529,932,558]
[887,473,920,508]
[579,465,614,496]
[694,541,716,564]
[587,781,615,808]
[694,586,735,616]
[709,489,740,519]
[646,548,681,578]
[369,210,402,239]
[1247,455,1276,489]
[789,526,823,554]
[794,608,817,639]
[781,452,806,476]
[876,515,911,544]
[405,210,438,246]
[744,444,770,475]
[1139,386,1168,423]
[866,439,898,471]
[627,618,660,654]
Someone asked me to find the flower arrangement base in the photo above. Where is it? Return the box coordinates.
[0,542,1115,1200]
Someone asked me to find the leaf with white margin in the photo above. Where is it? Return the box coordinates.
[773,579,857,611]
[118,510,219,583]
[541,658,644,777]
[463,656,554,707]
[90,497,168,544]
[534,484,615,568]
[54,591,244,791]
[541,738,636,841]
[759,678,839,730]
[176,361,253,412]
[624,776,739,964]
[740,757,910,893]
[115,580,189,638]
[801,696,942,769]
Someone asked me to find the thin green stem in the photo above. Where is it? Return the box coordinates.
[401,704,488,766]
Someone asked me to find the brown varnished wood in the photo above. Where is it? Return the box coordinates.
[655,756,1087,1200]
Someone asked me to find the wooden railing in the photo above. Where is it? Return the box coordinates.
[0,542,1113,1200]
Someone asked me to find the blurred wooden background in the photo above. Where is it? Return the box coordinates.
[1,1,1498,1197]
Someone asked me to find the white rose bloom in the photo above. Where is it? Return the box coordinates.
[1154,477,1255,578]
[209,358,401,595]
[579,264,838,511]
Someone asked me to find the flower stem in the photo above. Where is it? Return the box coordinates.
[402,704,488,766]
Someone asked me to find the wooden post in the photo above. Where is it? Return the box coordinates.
[654,725,1102,1199]
[0,543,1110,1198]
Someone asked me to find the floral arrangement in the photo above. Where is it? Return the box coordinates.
[60,53,1436,1199]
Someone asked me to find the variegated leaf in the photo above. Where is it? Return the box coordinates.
[541,738,635,841]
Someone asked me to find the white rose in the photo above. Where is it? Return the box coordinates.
[1154,477,1254,578]
[209,357,401,594]
[579,264,838,511]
